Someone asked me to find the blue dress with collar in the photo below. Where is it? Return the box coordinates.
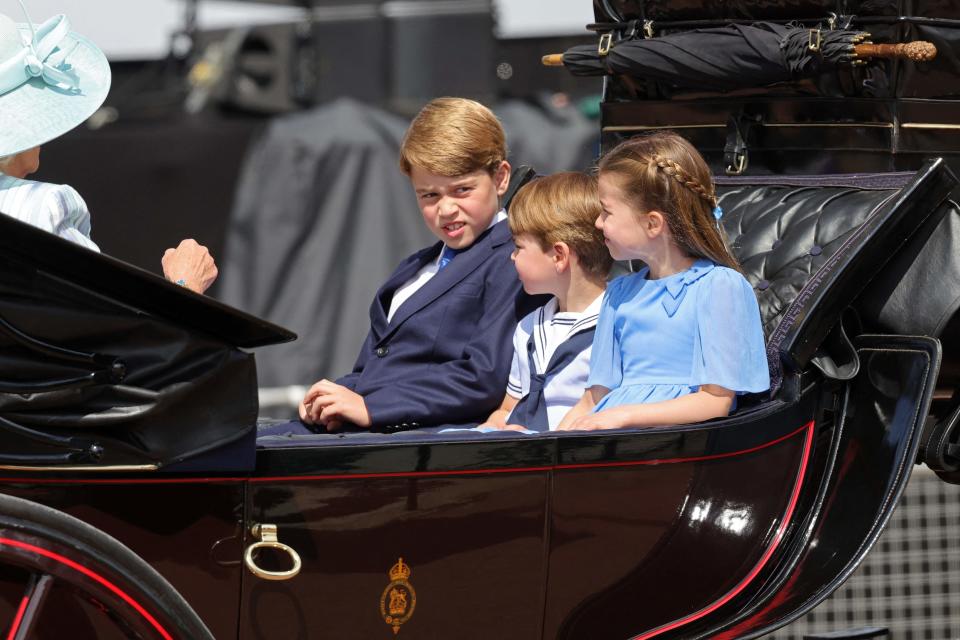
[588,259,769,412]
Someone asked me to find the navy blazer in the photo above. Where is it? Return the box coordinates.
[337,220,543,432]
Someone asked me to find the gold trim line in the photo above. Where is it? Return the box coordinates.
[0,463,159,472]
[763,122,893,128]
[901,123,960,130]
[603,124,725,132]
[603,122,894,133]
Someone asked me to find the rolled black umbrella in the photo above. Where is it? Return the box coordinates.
[544,23,936,91]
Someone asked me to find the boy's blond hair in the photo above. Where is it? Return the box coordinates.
[399,97,507,177]
[509,172,613,279]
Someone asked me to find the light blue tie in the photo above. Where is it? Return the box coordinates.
[438,245,460,271]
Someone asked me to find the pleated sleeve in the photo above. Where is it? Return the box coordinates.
[44,184,100,252]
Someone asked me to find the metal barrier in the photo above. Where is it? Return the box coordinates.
[773,467,960,640]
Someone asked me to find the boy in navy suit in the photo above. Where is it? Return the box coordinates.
[482,172,612,432]
[299,98,541,432]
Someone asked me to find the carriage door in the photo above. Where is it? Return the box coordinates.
[239,434,552,640]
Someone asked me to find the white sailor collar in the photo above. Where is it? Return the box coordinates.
[531,292,603,373]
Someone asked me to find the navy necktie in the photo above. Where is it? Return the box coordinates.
[438,245,460,271]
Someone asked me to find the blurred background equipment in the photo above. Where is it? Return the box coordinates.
[185,20,319,113]
[185,1,498,114]
[180,0,602,115]
[146,0,601,116]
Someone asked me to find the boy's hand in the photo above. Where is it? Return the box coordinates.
[299,380,372,429]
[477,421,528,431]
[482,409,510,430]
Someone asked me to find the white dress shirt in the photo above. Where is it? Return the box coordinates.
[387,209,507,322]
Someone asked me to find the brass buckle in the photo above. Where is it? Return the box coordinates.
[808,28,822,52]
[726,153,747,176]
[598,33,612,56]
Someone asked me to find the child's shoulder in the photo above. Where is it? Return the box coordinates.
[516,297,555,331]
[693,263,761,319]
[698,262,754,293]
[606,270,643,294]
[513,308,537,345]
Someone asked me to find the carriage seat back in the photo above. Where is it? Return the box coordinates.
[715,164,955,393]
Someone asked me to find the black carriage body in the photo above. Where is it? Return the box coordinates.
[0,343,941,639]
[4,1,960,638]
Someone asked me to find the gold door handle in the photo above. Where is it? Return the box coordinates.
[244,523,302,581]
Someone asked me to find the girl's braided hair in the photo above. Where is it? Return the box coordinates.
[598,131,741,272]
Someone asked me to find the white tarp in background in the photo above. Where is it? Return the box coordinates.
[15,0,592,60]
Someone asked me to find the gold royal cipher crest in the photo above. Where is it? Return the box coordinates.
[380,557,416,635]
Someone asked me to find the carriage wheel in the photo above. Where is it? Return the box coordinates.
[0,492,213,639]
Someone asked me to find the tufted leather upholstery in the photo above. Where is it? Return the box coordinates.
[713,174,922,392]
[718,181,901,339]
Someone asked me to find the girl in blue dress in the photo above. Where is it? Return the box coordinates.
[559,132,769,431]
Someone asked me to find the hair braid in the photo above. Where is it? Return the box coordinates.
[651,153,718,207]
[599,131,742,273]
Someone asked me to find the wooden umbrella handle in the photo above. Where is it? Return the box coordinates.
[542,54,564,66]
[854,41,937,62]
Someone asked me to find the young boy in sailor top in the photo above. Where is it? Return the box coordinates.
[298,98,542,433]
[483,172,613,432]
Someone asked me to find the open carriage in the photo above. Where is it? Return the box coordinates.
[2,1,960,638]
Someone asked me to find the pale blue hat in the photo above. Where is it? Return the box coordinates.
[0,8,111,156]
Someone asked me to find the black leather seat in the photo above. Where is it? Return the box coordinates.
[715,171,935,396]
[719,179,903,338]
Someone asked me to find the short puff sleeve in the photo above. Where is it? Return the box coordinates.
[506,315,530,399]
[690,268,770,394]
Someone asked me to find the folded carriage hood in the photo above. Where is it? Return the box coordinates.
[0,214,295,471]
